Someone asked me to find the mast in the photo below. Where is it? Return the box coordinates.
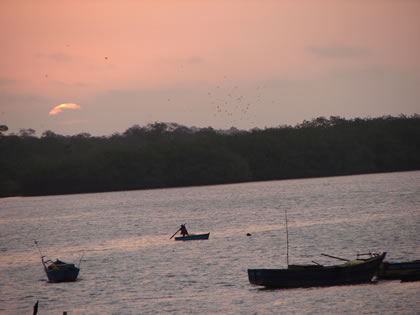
[285,209,289,267]
[34,240,48,273]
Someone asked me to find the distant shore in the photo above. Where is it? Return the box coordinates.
[1,115,419,198]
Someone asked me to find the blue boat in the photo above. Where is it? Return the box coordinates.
[400,270,420,282]
[174,233,210,241]
[378,260,420,280]
[42,258,80,282]
[35,240,80,283]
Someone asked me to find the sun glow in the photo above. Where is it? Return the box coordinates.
[49,103,81,116]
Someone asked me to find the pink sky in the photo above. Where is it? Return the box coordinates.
[1,0,419,136]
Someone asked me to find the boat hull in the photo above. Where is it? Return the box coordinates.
[377,260,420,280]
[248,252,386,288]
[174,233,210,241]
[46,268,80,283]
[400,270,420,282]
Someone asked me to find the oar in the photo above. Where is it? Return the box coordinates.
[170,223,187,239]
[321,253,350,262]
[169,228,181,239]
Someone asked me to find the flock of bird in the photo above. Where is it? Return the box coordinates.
[42,51,268,129]
[207,83,264,127]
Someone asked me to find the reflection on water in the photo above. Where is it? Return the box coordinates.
[0,171,419,314]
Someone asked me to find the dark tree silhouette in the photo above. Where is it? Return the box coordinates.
[0,116,419,197]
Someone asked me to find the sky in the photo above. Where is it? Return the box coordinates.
[1,0,419,136]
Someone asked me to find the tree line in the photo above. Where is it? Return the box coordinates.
[1,115,419,197]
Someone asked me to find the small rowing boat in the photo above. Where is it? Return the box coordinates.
[170,224,210,241]
[174,233,210,241]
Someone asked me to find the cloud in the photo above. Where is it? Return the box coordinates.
[49,103,81,116]
[48,52,73,63]
[0,78,16,86]
[186,56,204,64]
[34,52,74,63]
[62,119,88,125]
[0,92,45,104]
[308,44,370,58]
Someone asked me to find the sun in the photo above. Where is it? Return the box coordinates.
[49,104,81,116]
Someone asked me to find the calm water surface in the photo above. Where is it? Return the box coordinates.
[0,171,419,314]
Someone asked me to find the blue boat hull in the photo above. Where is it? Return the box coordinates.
[400,270,420,282]
[174,233,210,241]
[46,268,80,282]
[378,260,420,280]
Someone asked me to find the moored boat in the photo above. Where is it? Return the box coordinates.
[34,240,81,283]
[400,270,420,282]
[377,260,420,280]
[175,233,210,241]
[248,252,386,288]
[43,258,80,282]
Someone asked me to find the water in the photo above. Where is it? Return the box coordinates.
[0,171,419,314]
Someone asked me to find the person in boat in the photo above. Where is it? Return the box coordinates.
[180,224,189,237]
